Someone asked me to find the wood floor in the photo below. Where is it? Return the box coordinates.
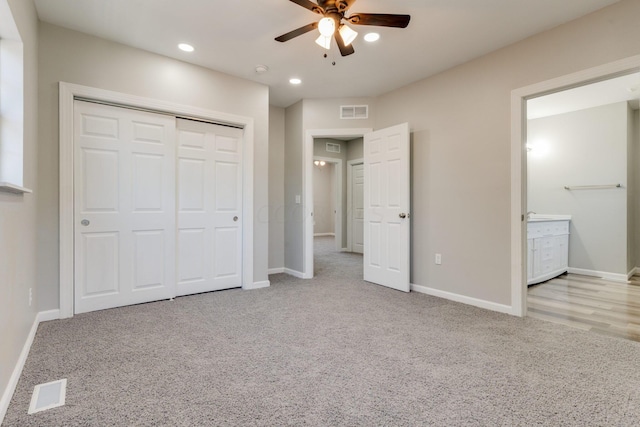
[527,273,640,342]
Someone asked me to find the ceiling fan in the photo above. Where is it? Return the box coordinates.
[275,0,410,57]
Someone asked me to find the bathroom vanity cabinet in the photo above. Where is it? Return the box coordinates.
[527,216,571,286]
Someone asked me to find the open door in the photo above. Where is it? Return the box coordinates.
[363,123,410,292]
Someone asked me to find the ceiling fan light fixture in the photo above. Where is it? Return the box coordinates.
[315,34,332,50]
[318,17,336,37]
[339,24,358,46]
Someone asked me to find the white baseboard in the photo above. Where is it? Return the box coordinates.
[245,280,270,290]
[0,308,62,423]
[629,267,639,280]
[38,309,61,323]
[567,267,629,283]
[268,267,285,275]
[313,233,335,237]
[410,283,514,315]
[284,268,306,279]
[0,315,36,423]
[340,247,349,252]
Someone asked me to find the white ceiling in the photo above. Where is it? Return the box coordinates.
[528,72,640,120]
[34,0,620,108]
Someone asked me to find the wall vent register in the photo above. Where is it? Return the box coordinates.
[326,142,341,153]
[340,105,368,119]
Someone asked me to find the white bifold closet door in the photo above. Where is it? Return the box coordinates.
[176,119,243,296]
[74,101,177,314]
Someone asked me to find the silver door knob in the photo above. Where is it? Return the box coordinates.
[233,216,238,222]
[81,219,90,226]
[399,213,407,219]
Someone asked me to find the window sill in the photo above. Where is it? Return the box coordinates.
[0,182,32,194]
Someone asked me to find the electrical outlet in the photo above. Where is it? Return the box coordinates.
[29,288,33,306]
[435,253,442,265]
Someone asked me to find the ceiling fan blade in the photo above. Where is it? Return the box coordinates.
[335,31,355,57]
[347,13,411,28]
[275,22,318,42]
[288,0,324,15]
[336,0,357,13]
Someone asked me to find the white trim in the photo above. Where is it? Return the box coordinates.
[246,280,270,290]
[304,129,372,279]
[284,268,306,279]
[0,314,38,423]
[411,283,514,315]
[0,182,32,194]
[268,267,285,275]
[314,233,335,237]
[346,158,364,252]
[314,156,342,251]
[38,309,61,323]
[341,247,349,252]
[510,55,640,318]
[567,267,630,283]
[59,82,255,318]
[630,267,639,279]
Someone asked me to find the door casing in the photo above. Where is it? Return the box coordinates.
[510,55,640,317]
[303,129,371,278]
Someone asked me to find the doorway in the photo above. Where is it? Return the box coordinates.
[303,128,371,279]
[511,55,640,317]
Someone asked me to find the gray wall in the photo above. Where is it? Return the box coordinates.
[284,101,304,273]
[313,163,335,235]
[366,0,640,305]
[269,106,285,271]
[635,110,640,269]
[37,22,270,310]
[528,102,629,275]
[628,103,636,274]
[347,137,363,161]
[0,0,38,412]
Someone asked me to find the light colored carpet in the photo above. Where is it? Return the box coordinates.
[4,237,640,426]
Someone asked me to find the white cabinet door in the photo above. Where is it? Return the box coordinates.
[74,101,176,314]
[363,123,410,292]
[176,119,243,296]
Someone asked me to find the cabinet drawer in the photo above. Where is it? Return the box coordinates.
[527,220,569,238]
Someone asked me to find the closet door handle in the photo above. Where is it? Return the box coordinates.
[233,216,238,222]
[399,213,407,219]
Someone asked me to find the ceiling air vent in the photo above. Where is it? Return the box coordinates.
[326,142,341,153]
[340,105,368,119]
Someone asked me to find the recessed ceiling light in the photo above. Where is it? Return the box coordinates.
[289,78,302,85]
[178,43,194,52]
[364,33,380,42]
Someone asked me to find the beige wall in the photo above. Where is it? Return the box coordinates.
[37,22,270,310]
[372,0,640,305]
[346,137,363,161]
[0,0,38,415]
[528,102,629,275]
[269,106,285,271]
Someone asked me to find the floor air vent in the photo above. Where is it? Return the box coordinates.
[340,105,368,119]
[28,379,67,414]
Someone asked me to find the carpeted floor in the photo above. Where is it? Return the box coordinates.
[4,237,640,426]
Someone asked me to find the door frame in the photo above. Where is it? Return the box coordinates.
[59,82,255,318]
[346,158,364,252]
[510,54,640,317]
[313,156,343,252]
[303,129,371,278]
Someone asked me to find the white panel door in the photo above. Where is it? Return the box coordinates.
[177,119,243,296]
[352,163,364,254]
[74,101,176,314]
[363,123,410,292]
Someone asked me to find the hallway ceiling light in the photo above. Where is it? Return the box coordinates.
[314,160,326,166]
[178,43,194,52]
